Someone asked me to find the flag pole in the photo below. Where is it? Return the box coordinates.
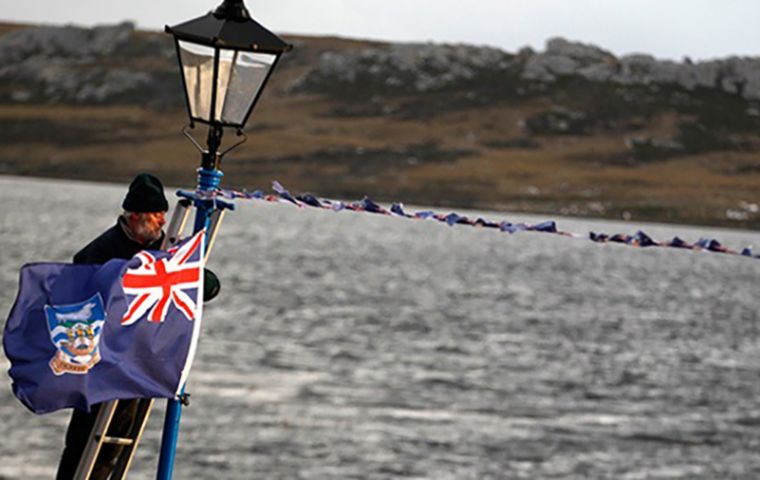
[156,125,230,480]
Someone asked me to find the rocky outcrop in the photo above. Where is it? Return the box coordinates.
[0,23,134,61]
[520,106,591,135]
[625,121,746,161]
[523,38,617,81]
[296,37,760,101]
[3,22,760,108]
[0,22,177,106]
[526,44,760,99]
[292,42,518,95]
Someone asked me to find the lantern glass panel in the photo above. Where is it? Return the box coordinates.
[178,40,216,121]
[215,49,276,125]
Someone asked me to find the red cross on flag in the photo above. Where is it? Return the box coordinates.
[121,230,205,325]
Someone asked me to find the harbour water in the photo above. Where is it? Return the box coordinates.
[1,175,759,479]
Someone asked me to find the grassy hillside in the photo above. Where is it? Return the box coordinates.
[0,23,758,229]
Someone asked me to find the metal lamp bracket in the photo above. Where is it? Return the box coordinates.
[219,130,247,157]
[182,125,248,160]
[182,125,207,155]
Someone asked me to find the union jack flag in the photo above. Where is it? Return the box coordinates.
[121,230,205,326]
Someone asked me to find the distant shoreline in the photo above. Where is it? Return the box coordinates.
[4,173,758,234]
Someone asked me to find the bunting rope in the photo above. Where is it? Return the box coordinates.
[196,181,758,261]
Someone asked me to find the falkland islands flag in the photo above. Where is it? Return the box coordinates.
[3,231,205,414]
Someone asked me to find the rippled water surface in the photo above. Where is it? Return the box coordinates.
[1,176,759,479]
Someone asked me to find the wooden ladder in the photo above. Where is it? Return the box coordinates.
[73,399,155,480]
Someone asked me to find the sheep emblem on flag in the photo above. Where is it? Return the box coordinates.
[121,230,205,325]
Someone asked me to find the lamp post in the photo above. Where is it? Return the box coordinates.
[159,2,291,478]
[166,0,291,202]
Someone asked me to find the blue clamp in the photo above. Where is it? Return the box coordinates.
[176,190,236,212]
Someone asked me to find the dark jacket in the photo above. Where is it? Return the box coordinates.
[74,218,164,264]
[74,218,220,300]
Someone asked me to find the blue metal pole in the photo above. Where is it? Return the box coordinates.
[156,165,224,480]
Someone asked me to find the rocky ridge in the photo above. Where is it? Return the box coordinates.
[291,36,760,162]
[296,37,760,100]
[292,43,519,95]
[525,39,760,99]
[2,23,759,107]
[0,22,177,105]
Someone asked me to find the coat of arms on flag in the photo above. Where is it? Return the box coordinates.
[45,293,106,375]
[2,230,206,414]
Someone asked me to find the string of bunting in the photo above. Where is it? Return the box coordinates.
[198,181,758,261]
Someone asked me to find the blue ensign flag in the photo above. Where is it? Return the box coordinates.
[3,231,205,414]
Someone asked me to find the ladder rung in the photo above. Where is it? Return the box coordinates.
[100,436,135,446]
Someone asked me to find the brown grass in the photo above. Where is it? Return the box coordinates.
[1,26,758,229]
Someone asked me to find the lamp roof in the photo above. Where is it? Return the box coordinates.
[165,0,292,53]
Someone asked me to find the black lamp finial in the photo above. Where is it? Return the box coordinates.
[213,0,251,20]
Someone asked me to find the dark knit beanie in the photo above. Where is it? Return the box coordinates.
[122,173,169,212]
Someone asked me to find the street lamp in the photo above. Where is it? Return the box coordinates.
[166,0,292,171]
[157,2,291,478]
